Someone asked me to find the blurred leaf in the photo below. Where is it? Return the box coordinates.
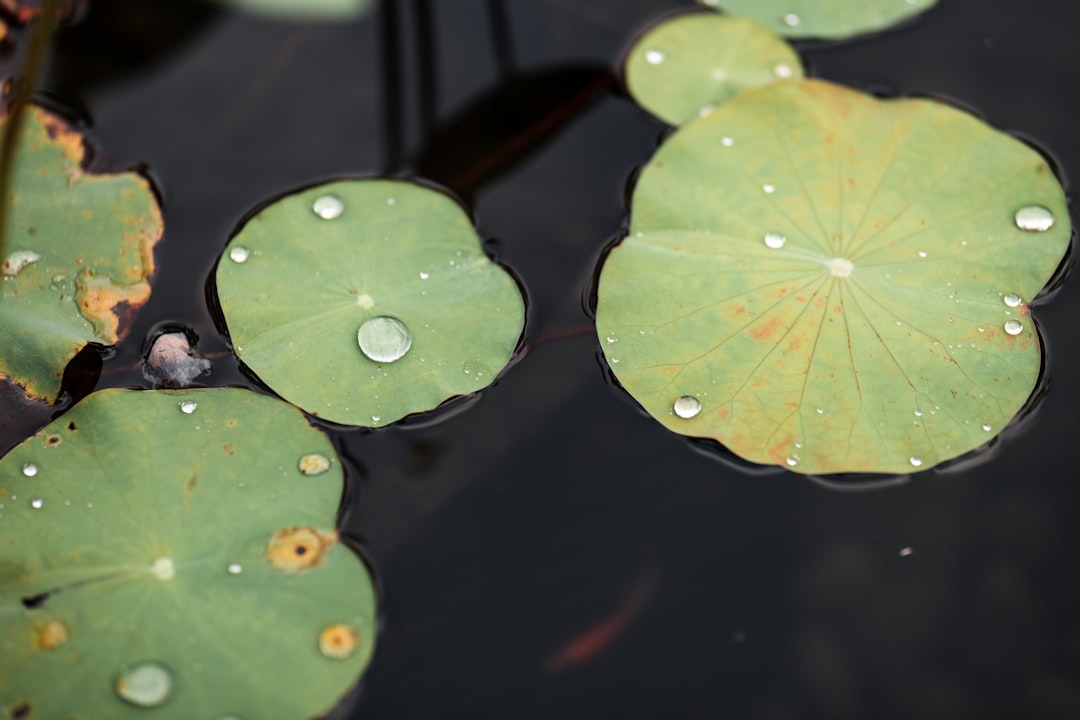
[625,12,803,126]
[216,179,525,427]
[0,105,162,401]
[596,79,1070,474]
[214,0,372,20]
[0,387,377,719]
[697,0,937,39]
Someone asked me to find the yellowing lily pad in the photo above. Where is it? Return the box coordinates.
[216,179,525,427]
[697,0,938,40]
[595,79,1070,475]
[625,12,803,126]
[0,387,377,719]
[0,105,163,401]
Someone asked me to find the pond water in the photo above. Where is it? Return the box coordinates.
[4,0,1080,717]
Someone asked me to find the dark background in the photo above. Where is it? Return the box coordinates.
[4,0,1080,717]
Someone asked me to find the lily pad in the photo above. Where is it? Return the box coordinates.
[214,0,372,20]
[697,0,937,40]
[0,387,377,719]
[216,179,525,427]
[625,12,803,126]
[0,105,163,401]
[595,79,1070,475]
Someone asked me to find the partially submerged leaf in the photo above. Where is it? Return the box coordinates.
[0,387,377,719]
[216,179,525,427]
[0,105,163,401]
[697,0,937,40]
[213,0,372,20]
[625,12,803,126]
[596,79,1070,475]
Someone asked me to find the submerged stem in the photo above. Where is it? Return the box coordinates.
[0,0,64,266]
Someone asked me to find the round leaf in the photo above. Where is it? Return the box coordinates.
[0,388,377,719]
[216,179,525,427]
[625,12,803,126]
[0,106,163,401]
[596,79,1070,475]
[697,0,937,39]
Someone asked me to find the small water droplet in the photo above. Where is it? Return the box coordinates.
[917,250,927,258]
[150,557,175,580]
[909,456,923,467]
[1003,293,1022,307]
[298,453,331,476]
[610,357,620,364]
[914,410,923,417]
[1014,205,1054,232]
[386,197,396,206]
[772,62,794,79]
[644,49,665,64]
[764,232,786,249]
[372,415,381,423]
[673,396,701,419]
[977,326,986,332]
[721,136,734,147]
[785,455,799,467]
[419,271,429,280]
[22,463,38,477]
[30,497,43,509]
[605,334,617,343]
[229,246,250,263]
[762,183,775,194]
[179,400,198,415]
[115,662,173,707]
[982,423,992,432]
[815,408,824,414]
[227,563,243,575]
[1004,319,1023,335]
[825,257,854,278]
[312,194,344,220]
[357,316,412,363]
[782,12,801,27]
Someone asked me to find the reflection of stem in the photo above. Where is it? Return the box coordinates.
[0,0,64,269]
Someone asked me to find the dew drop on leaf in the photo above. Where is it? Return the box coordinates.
[115,662,173,707]
[1014,205,1054,232]
[673,395,702,419]
[22,463,38,477]
[1003,293,1022,307]
[764,232,786,249]
[229,246,250,263]
[909,457,924,467]
[30,498,43,509]
[312,194,344,220]
[1004,319,1023,335]
[357,316,412,363]
[180,400,198,415]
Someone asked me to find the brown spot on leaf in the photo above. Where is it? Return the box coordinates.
[749,315,783,341]
[318,623,359,660]
[186,475,197,493]
[8,701,31,719]
[74,272,152,343]
[44,434,61,447]
[267,527,337,573]
[223,443,234,456]
[35,620,69,651]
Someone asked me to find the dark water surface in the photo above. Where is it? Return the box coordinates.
[8,0,1080,717]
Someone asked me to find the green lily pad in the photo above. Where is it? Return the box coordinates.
[214,0,372,20]
[0,387,377,719]
[697,0,937,39]
[216,179,525,428]
[625,12,803,126]
[595,79,1070,475]
[0,105,163,402]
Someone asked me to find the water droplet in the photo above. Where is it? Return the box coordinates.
[298,453,331,476]
[312,194,344,220]
[981,423,992,432]
[764,232,786,249]
[782,12,801,27]
[914,410,923,417]
[673,396,701,419]
[319,623,359,660]
[721,136,734,147]
[1004,319,1023,335]
[977,326,986,332]
[229,246,250,263]
[418,271,429,280]
[1014,205,1054,232]
[909,456,923,467]
[762,183,775,194]
[772,62,794,79]
[386,197,396,206]
[30,497,43,509]
[179,400,197,415]
[610,357,620,364]
[22,463,38,477]
[115,662,173,707]
[2,250,42,276]
[917,250,927,258]
[371,415,381,423]
[785,455,799,467]
[815,408,824,414]
[1003,293,1022,307]
[644,49,665,64]
[605,334,617,343]
[227,563,243,575]
[150,557,175,581]
[357,316,412,363]
[825,257,854,278]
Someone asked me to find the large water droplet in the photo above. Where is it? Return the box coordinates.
[115,662,173,707]
[22,463,38,477]
[673,396,701,419]
[357,316,411,363]
[1004,319,1023,335]
[764,232,786,249]
[644,49,665,64]
[782,12,801,26]
[30,497,43,509]
[229,246,250,263]
[909,456,923,467]
[312,194,344,220]
[179,400,198,415]
[298,453,331,476]
[1014,205,1054,232]
[1003,293,1022,308]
